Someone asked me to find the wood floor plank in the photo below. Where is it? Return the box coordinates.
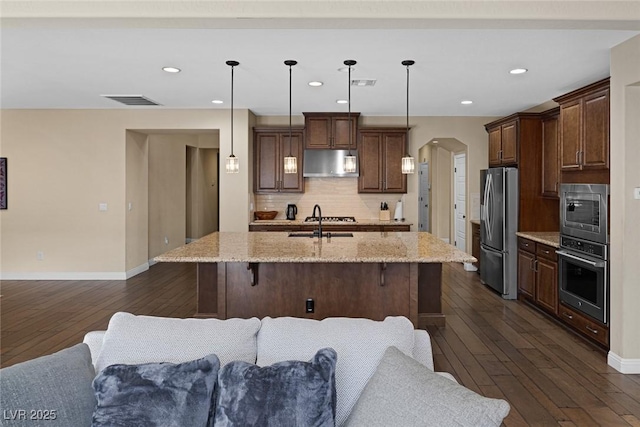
[3,261,640,427]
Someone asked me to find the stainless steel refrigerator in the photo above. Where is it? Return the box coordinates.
[480,167,519,299]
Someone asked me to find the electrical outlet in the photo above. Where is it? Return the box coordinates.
[305,298,314,313]
[164,236,169,245]
[37,251,44,261]
[99,203,108,211]
[634,187,640,200]
[128,202,133,211]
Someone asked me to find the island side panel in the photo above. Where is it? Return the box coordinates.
[417,263,444,327]
[196,263,218,318]
[222,262,415,325]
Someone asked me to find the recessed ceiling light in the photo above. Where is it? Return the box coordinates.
[510,68,528,74]
[308,81,323,87]
[211,100,223,104]
[162,67,181,73]
[461,100,473,105]
[432,140,439,144]
[336,99,348,104]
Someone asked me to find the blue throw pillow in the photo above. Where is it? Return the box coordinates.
[215,347,337,427]
[92,353,220,427]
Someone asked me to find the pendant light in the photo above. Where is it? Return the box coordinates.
[283,60,298,174]
[343,59,357,174]
[225,60,240,174]
[401,60,415,174]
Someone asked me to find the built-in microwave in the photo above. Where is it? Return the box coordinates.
[560,183,609,245]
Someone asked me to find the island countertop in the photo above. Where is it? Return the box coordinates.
[155,231,475,264]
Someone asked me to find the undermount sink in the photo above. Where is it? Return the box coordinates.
[288,232,354,238]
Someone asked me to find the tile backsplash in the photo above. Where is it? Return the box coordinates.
[254,178,404,220]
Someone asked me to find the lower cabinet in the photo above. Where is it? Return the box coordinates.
[471,222,480,272]
[517,237,558,316]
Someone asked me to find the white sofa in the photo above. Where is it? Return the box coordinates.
[0,312,510,427]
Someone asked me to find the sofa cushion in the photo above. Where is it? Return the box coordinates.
[344,346,510,427]
[256,316,415,426]
[0,343,96,427]
[215,348,337,427]
[95,312,260,373]
[92,353,219,427]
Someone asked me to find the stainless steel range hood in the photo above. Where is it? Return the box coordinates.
[303,150,359,178]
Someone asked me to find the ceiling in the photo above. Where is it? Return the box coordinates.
[1,23,638,117]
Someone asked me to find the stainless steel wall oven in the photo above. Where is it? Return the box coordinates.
[558,183,609,324]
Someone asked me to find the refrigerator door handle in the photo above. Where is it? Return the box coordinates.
[486,173,493,242]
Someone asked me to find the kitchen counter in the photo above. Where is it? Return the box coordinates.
[515,231,560,248]
[155,231,474,327]
[155,231,473,264]
[250,219,413,226]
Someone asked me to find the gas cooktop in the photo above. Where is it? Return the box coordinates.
[304,216,357,223]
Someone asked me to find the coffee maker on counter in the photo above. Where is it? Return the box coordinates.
[286,204,297,220]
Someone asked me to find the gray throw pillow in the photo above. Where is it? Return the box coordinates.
[215,347,337,427]
[92,353,220,427]
[0,343,96,427]
[344,346,510,427]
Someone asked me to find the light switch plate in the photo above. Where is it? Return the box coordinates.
[634,187,640,200]
[99,203,108,211]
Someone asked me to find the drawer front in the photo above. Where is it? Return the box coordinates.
[536,243,557,261]
[518,237,535,253]
[559,304,609,347]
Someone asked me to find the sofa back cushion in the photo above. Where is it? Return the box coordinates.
[95,312,260,373]
[0,343,96,427]
[256,316,415,426]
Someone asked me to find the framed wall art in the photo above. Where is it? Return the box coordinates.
[0,157,7,209]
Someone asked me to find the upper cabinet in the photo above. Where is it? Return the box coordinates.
[358,128,407,193]
[254,127,304,193]
[541,108,560,198]
[486,119,518,166]
[554,78,610,171]
[303,112,359,150]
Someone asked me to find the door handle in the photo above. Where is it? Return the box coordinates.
[556,250,605,267]
[585,325,599,334]
[562,311,574,320]
[533,259,538,272]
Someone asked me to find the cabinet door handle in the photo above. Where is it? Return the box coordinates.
[533,259,538,272]
[586,325,599,334]
[543,250,550,254]
[499,150,503,160]
[562,312,574,320]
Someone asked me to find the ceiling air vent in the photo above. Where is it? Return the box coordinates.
[102,95,162,106]
[350,79,377,87]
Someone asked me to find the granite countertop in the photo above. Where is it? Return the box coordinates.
[250,219,413,226]
[155,232,475,264]
[515,231,560,248]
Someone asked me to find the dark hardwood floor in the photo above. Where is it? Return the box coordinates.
[2,262,640,426]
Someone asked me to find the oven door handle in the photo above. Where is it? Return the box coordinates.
[556,250,606,268]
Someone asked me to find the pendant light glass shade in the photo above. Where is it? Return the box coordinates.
[343,59,357,174]
[402,60,415,175]
[226,154,239,174]
[283,155,297,174]
[225,60,240,174]
[284,60,298,174]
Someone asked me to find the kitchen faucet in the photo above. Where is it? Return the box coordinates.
[312,204,322,238]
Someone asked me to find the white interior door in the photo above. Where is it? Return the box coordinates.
[419,163,429,232]
[454,153,466,250]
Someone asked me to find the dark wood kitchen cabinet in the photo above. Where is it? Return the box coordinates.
[254,127,304,193]
[554,78,610,172]
[487,119,517,166]
[485,113,559,232]
[471,222,480,272]
[358,127,407,194]
[517,237,558,316]
[541,108,560,198]
[303,112,359,150]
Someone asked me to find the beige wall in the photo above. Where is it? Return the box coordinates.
[125,131,149,271]
[200,148,219,236]
[433,146,453,241]
[610,34,640,366]
[0,109,246,277]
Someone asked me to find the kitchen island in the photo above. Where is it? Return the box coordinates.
[155,231,474,327]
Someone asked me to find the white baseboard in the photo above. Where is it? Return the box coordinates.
[608,351,640,374]
[126,262,149,279]
[0,272,127,280]
[148,258,158,267]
